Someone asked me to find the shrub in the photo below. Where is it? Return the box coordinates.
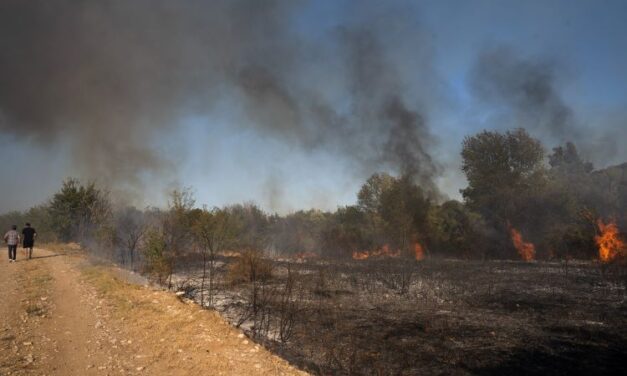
[227,250,273,285]
[142,229,172,285]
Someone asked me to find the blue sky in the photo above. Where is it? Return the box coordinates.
[0,0,626,213]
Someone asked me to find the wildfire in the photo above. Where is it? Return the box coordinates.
[596,219,625,263]
[509,226,535,261]
[352,245,401,260]
[414,243,425,261]
[352,251,370,260]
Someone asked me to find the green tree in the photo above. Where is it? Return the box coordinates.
[545,143,594,258]
[142,228,171,284]
[357,173,396,215]
[163,188,195,251]
[322,205,373,258]
[0,211,25,236]
[461,128,545,224]
[270,209,329,255]
[549,142,593,174]
[160,188,196,288]
[354,173,431,257]
[378,175,431,253]
[24,204,55,242]
[47,178,111,242]
[427,200,487,258]
[227,203,270,251]
[460,129,546,258]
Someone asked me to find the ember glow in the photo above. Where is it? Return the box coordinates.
[352,251,370,260]
[509,227,535,261]
[352,245,401,260]
[596,219,625,263]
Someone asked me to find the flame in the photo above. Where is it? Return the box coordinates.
[596,219,625,263]
[414,243,425,261]
[352,251,370,260]
[352,244,401,260]
[509,226,535,261]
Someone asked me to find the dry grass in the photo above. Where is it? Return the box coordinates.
[80,265,307,376]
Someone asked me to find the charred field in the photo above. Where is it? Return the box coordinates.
[173,256,627,375]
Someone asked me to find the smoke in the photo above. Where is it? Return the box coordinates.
[468,46,627,169]
[469,46,578,144]
[339,27,440,193]
[0,0,443,207]
[231,12,443,193]
[381,97,438,193]
[0,0,232,194]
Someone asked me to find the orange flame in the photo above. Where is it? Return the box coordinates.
[352,251,370,260]
[509,227,535,261]
[352,244,401,260]
[414,243,425,261]
[596,219,625,263]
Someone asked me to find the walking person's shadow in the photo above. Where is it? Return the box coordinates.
[18,253,66,261]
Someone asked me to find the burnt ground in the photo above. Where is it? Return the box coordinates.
[173,257,627,375]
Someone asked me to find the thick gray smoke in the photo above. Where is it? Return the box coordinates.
[0,0,442,204]
[340,27,440,194]
[0,0,298,196]
[469,47,578,143]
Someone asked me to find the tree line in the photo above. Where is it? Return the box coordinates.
[1,128,625,267]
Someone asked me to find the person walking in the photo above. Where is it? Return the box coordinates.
[4,225,20,262]
[22,222,37,259]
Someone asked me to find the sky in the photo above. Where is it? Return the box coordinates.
[0,0,626,214]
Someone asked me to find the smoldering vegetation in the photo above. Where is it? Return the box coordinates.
[177,257,625,375]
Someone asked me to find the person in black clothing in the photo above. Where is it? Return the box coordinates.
[22,223,37,259]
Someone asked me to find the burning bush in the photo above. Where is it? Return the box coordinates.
[508,226,535,261]
[596,219,626,263]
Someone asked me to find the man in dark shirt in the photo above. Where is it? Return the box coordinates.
[22,223,37,259]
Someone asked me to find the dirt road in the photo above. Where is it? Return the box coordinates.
[0,247,307,375]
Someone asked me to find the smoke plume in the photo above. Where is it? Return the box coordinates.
[468,46,627,168]
[0,0,441,203]
[469,46,578,143]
